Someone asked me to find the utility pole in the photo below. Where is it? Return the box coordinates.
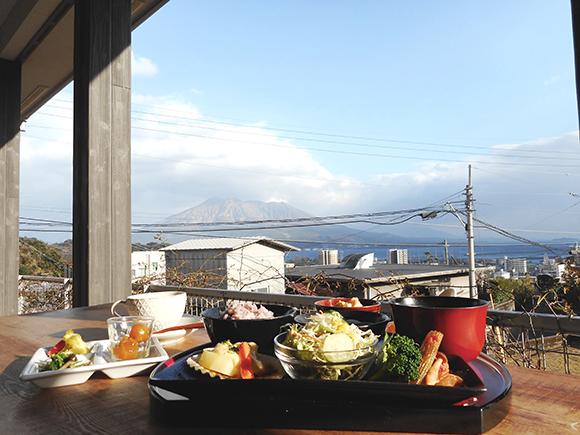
[466,165,477,298]
[445,165,477,298]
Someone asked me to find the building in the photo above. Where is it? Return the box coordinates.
[493,270,511,279]
[536,254,566,279]
[131,251,166,284]
[162,237,299,294]
[339,253,374,269]
[503,257,528,277]
[388,249,409,265]
[287,252,493,299]
[318,250,339,265]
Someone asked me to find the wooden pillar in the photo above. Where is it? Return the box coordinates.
[573,0,580,133]
[0,58,21,316]
[73,0,132,306]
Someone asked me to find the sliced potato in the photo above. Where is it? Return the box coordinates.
[323,333,355,363]
[199,347,240,377]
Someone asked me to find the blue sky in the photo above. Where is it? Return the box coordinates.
[19,0,580,245]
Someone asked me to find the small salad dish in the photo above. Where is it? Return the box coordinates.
[274,311,380,381]
[20,337,168,388]
[274,332,379,381]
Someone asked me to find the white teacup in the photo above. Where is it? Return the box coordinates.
[110,291,187,332]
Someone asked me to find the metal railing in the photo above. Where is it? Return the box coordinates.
[16,276,580,374]
[149,284,580,374]
[18,275,73,314]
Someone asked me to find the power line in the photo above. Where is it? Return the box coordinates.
[130,115,576,161]
[46,100,571,156]
[26,109,580,167]
[470,215,568,254]
[136,207,447,227]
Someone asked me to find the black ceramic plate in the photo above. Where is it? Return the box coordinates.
[149,343,487,406]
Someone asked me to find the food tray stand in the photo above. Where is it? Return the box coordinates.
[149,345,511,434]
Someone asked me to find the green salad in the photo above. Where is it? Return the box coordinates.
[282,311,378,380]
[38,350,91,371]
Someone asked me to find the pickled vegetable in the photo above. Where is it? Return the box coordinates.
[412,330,444,385]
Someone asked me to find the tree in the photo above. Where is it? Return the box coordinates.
[556,260,580,314]
[424,251,439,264]
[19,238,66,277]
[484,275,534,308]
[512,275,535,310]
[537,259,580,315]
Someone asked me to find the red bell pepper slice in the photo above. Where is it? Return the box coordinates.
[47,339,66,356]
[238,342,254,379]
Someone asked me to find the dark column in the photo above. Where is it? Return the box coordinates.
[0,59,21,316]
[572,0,580,134]
[73,0,132,306]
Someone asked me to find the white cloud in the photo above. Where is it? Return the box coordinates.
[18,88,580,243]
[131,52,159,77]
[130,96,339,216]
[128,94,580,242]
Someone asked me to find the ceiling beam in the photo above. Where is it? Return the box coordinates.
[0,0,39,55]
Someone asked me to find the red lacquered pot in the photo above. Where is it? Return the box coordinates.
[389,296,489,362]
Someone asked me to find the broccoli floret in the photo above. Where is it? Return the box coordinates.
[369,333,422,383]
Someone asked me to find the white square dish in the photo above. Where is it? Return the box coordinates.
[20,337,168,388]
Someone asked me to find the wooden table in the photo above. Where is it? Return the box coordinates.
[1,305,579,434]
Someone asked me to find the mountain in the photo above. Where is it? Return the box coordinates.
[135,197,459,247]
[130,198,575,262]
[161,197,312,224]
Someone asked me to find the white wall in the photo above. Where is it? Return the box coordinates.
[226,243,286,294]
[131,251,166,284]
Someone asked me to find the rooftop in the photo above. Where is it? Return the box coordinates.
[286,262,492,284]
[162,236,300,253]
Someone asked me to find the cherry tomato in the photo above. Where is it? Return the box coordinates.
[112,336,138,360]
[130,323,150,343]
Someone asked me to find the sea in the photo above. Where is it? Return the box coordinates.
[285,240,578,266]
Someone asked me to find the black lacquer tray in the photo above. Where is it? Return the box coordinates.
[149,344,512,434]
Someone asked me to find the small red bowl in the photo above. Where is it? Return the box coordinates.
[389,296,489,362]
[315,297,382,313]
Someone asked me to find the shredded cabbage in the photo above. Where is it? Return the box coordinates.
[281,311,378,380]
